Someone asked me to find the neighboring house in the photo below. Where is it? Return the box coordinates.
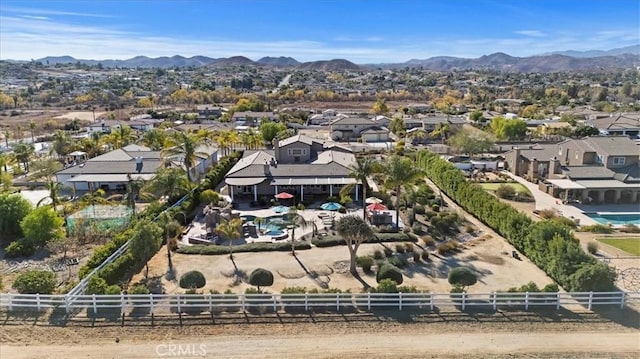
[224,134,360,203]
[504,137,640,204]
[585,113,640,137]
[87,120,120,134]
[56,144,163,192]
[329,116,389,142]
[196,104,223,119]
[56,143,218,192]
[231,111,276,127]
[87,118,158,134]
[405,103,432,114]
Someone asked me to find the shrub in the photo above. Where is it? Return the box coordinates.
[620,224,640,233]
[422,236,435,246]
[397,285,419,293]
[425,211,438,219]
[411,223,423,234]
[12,270,56,294]
[130,284,150,295]
[356,256,374,272]
[244,287,263,294]
[431,204,440,212]
[580,224,614,234]
[376,263,403,284]
[413,204,425,215]
[373,249,384,260]
[177,241,312,254]
[375,278,398,293]
[437,241,459,255]
[5,240,36,258]
[85,276,108,295]
[281,286,307,294]
[105,285,122,295]
[337,207,346,214]
[412,251,421,263]
[297,203,305,211]
[421,250,429,261]
[495,184,515,199]
[538,208,560,219]
[249,268,274,290]
[387,256,407,268]
[543,283,559,292]
[395,243,405,254]
[179,271,206,289]
[404,242,414,252]
[550,216,578,228]
[448,267,477,288]
[383,247,393,257]
[587,242,599,255]
[465,225,475,234]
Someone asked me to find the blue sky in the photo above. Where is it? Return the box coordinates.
[1,0,638,62]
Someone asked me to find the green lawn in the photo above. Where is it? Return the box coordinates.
[597,237,640,256]
[478,182,530,194]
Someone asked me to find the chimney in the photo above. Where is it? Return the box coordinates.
[136,156,143,173]
[549,156,560,178]
[512,147,521,175]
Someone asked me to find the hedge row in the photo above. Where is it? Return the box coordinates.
[177,241,311,255]
[312,232,414,248]
[416,150,615,292]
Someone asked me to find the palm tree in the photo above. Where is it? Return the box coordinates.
[383,155,425,230]
[213,130,233,156]
[38,180,64,212]
[141,128,167,150]
[339,156,379,219]
[125,173,145,214]
[0,152,15,174]
[159,212,182,272]
[143,167,192,202]
[284,207,310,256]
[430,123,450,145]
[51,130,71,160]
[162,131,208,182]
[217,217,242,259]
[29,121,36,144]
[107,124,137,149]
[13,142,34,172]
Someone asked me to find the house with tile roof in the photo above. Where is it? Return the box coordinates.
[504,136,640,204]
[329,116,390,142]
[224,134,360,203]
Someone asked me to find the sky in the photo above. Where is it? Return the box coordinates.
[0,0,638,63]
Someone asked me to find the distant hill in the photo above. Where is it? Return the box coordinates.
[542,45,640,58]
[257,56,300,66]
[396,52,640,72]
[296,59,363,71]
[25,46,640,72]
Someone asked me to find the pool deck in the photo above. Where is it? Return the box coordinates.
[180,204,404,246]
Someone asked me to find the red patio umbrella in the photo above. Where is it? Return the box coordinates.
[366,203,387,211]
[275,192,294,200]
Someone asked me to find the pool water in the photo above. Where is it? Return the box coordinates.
[259,215,289,232]
[264,229,285,236]
[586,213,640,225]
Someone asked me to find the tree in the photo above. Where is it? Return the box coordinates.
[388,117,405,136]
[20,206,64,249]
[469,110,485,123]
[448,267,477,290]
[259,121,286,144]
[13,142,34,172]
[144,167,192,202]
[336,215,375,275]
[51,130,71,160]
[199,189,220,205]
[0,193,32,236]
[371,98,389,115]
[383,155,425,229]
[567,263,616,292]
[490,117,527,140]
[430,123,450,144]
[38,180,64,213]
[339,156,378,219]
[249,268,274,291]
[141,128,167,150]
[106,124,137,149]
[217,217,242,259]
[12,270,56,294]
[124,174,145,214]
[129,221,163,279]
[179,270,206,289]
[162,131,208,182]
[283,207,310,256]
[447,129,494,157]
[573,125,600,138]
[29,121,36,144]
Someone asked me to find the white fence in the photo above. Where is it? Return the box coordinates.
[2,292,638,317]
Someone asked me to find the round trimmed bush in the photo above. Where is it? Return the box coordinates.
[249,268,274,290]
[130,284,150,295]
[448,267,477,288]
[421,250,429,261]
[373,249,384,260]
[12,270,56,294]
[375,278,398,293]
[587,242,598,255]
[179,270,206,289]
[356,256,374,272]
[376,263,403,284]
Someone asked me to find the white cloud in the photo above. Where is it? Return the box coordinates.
[2,6,115,18]
[20,15,49,20]
[515,30,546,37]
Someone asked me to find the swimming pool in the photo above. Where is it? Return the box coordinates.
[259,215,289,232]
[585,213,640,225]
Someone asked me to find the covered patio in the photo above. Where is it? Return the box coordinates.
[546,179,640,204]
[225,176,360,203]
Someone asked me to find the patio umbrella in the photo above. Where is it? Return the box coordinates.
[366,202,387,211]
[365,197,383,204]
[320,202,342,211]
[272,205,290,213]
[275,192,294,200]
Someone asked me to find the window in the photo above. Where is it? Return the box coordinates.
[613,157,626,165]
[287,148,307,156]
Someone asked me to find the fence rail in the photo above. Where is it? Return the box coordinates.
[2,292,638,317]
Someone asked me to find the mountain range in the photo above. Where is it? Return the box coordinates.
[28,45,640,72]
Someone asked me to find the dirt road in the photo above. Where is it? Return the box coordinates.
[3,331,639,358]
